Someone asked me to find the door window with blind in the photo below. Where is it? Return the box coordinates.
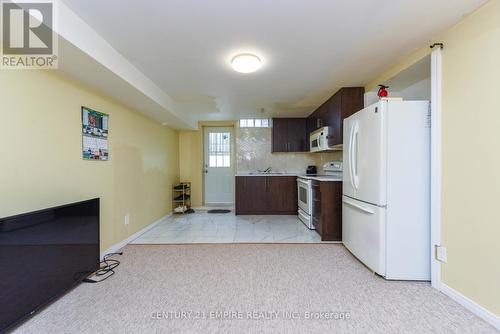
[208,132,231,167]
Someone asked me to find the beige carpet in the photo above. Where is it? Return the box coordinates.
[13,244,498,334]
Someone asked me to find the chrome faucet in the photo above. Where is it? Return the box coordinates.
[258,167,272,174]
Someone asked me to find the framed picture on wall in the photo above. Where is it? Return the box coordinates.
[81,106,109,161]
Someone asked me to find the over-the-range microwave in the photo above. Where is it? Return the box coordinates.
[309,126,342,152]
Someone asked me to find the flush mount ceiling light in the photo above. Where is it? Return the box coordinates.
[231,53,262,73]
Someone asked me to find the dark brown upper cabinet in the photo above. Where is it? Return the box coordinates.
[271,87,364,153]
[271,118,308,152]
[308,87,365,146]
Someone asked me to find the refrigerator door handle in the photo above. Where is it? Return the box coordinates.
[343,197,375,214]
[352,122,360,190]
[349,122,360,190]
[348,122,356,190]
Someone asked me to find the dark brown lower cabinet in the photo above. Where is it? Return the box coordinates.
[235,176,297,215]
[312,180,342,241]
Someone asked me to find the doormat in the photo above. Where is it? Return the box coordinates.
[207,209,231,214]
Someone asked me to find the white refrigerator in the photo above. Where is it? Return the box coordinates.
[342,99,430,280]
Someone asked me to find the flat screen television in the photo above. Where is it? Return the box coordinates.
[0,199,100,333]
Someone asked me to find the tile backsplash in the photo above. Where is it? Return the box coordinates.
[315,151,343,173]
[236,127,330,173]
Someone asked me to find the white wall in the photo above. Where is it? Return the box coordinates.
[365,77,431,106]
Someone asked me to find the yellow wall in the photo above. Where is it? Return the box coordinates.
[178,130,203,206]
[365,0,500,316]
[440,0,500,316]
[0,70,179,252]
[178,121,236,207]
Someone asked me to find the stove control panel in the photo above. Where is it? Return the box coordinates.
[323,161,343,172]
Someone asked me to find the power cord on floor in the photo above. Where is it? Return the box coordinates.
[82,252,123,283]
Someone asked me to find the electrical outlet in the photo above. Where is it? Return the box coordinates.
[124,213,130,225]
[435,245,447,263]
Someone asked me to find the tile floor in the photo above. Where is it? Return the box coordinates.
[131,211,324,244]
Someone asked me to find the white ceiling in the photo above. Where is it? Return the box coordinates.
[62,0,486,123]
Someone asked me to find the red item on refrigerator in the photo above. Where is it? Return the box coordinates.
[378,85,389,98]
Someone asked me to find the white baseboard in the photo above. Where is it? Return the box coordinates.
[439,283,500,330]
[100,212,172,260]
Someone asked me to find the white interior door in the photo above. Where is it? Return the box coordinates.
[203,127,234,205]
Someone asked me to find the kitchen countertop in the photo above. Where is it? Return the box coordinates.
[297,175,343,182]
[236,172,300,177]
[235,172,342,182]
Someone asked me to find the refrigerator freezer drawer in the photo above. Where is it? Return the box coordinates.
[342,196,386,276]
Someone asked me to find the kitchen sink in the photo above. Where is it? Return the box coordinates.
[248,171,284,175]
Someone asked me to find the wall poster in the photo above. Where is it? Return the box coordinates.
[81,106,109,161]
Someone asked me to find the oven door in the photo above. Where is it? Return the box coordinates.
[297,178,312,214]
